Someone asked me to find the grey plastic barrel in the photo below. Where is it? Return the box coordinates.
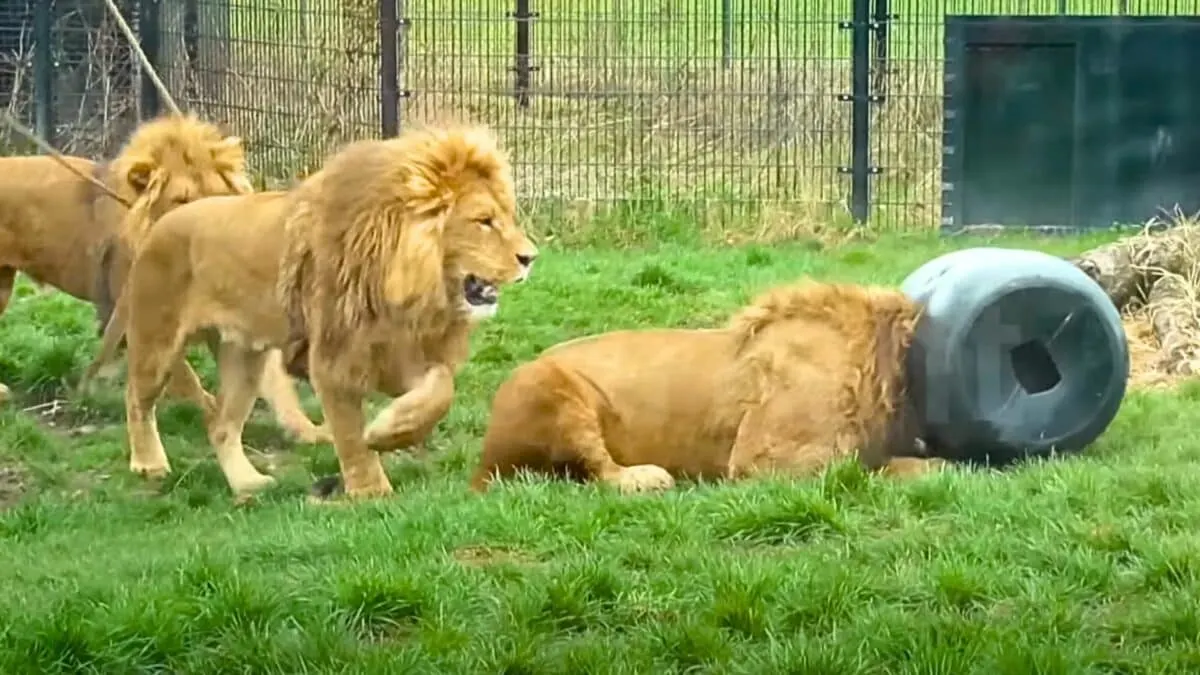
[900,247,1129,465]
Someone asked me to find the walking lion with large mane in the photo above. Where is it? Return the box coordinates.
[471,280,944,493]
[90,123,538,500]
[0,113,325,442]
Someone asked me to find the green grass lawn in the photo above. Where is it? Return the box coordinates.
[6,229,1200,672]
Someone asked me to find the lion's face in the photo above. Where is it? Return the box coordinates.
[125,136,254,222]
[440,182,538,321]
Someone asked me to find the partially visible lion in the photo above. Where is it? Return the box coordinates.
[470,280,944,494]
[0,113,326,442]
[91,123,538,498]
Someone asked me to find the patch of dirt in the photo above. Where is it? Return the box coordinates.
[20,398,109,438]
[0,462,29,509]
[452,545,540,568]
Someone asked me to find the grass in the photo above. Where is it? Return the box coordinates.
[7,226,1200,671]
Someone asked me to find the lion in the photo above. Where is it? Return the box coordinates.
[0,113,327,442]
[88,123,538,498]
[470,280,945,494]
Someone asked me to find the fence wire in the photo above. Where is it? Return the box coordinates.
[157,0,381,187]
[402,0,852,232]
[3,0,1199,229]
[1,0,138,157]
[0,0,33,142]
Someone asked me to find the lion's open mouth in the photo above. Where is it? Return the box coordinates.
[463,274,499,307]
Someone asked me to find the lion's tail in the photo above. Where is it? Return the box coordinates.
[78,280,131,390]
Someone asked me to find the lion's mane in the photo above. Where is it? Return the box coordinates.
[725,280,924,466]
[92,113,252,331]
[277,125,514,382]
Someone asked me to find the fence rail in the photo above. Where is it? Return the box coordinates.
[2,0,1199,233]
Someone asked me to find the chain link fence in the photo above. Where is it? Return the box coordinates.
[1,0,140,157]
[3,0,1198,230]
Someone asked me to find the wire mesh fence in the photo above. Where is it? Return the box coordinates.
[0,1,33,137]
[1,0,139,156]
[3,0,1200,230]
[156,0,382,186]
[402,0,852,234]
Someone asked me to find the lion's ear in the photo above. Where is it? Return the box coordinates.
[383,215,446,308]
[127,160,154,193]
[228,172,255,194]
[214,136,245,158]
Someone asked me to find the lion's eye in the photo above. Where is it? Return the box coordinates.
[478,218,495,230]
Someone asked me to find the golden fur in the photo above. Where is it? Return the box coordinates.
[471,280,943,494]
[0,114,250,321]
[98,124,537,498]
[0,113,325,442]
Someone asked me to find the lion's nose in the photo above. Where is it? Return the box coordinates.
[516,253,536,267]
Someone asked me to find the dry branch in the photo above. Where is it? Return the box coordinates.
[1074,218,1200,383]
[1072,223,1200,311]
[100,0,181,116]
[1147,273,1200,376]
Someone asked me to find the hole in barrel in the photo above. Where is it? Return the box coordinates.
[1010,339,1061,394]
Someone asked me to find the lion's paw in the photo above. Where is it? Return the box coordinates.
[292,422,333,445]
[0,382,9,406]
[230,471,276,496]
[305,473,394,506]
[612,464,675,494]
[883,456,948,477]
[129,459,170,479]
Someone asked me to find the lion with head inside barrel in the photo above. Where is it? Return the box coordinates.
[471,280,944,493]
[90,123,538,499]
[0,113,324,442]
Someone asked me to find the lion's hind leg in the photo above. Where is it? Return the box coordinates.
[471,359,674,495]
[208,342,276,496]
[257,349,330,444]
[164,356,218,423]
[125,329,190,479]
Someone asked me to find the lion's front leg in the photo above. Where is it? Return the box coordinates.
[364,364,455,453]
[726,394,840,480]
[310,369,392,501]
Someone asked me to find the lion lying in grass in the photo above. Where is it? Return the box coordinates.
[0,113,325,442]
[90,124,538,499]
[471,280,943,493]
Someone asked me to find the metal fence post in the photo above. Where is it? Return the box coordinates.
[379,0,399,137]
[849,0,872,223]
[138,0,162,118]
[32,0,53,147]
[182,0,199,102]
[397,0,409,131]
[511,0,536,108]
